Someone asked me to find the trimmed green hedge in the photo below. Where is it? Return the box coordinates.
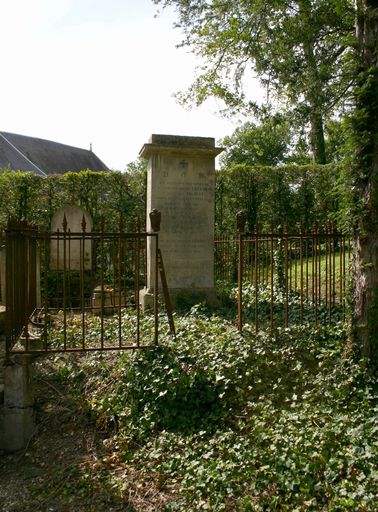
[0,168,146,231]
[216,162,351,233]
[1,162,352,235]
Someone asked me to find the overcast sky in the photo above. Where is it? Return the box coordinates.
[1,0,262,170]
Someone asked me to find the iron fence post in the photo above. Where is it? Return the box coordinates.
[236,211,247,333]
[149,209,161,346]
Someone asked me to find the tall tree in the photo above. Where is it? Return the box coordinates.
[351,0,378,369]
[153,0,354,163]
[220,113,296,167]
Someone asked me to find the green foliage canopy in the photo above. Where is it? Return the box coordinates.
[153,0,355,163]
[220,113,298,168]
[216,162,345,232]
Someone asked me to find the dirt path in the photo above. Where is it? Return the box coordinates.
[0,359,168,512]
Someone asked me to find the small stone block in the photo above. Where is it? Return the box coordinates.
[4,359,34,408]
[1,406,35,452]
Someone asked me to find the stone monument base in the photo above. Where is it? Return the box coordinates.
[139,288,155,311]
[91,286,125,316]
[140,287,218,311]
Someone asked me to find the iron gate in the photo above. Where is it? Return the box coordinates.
[5,216,173,357]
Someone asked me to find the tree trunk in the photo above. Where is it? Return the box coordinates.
[309,109,327,164]
[352,0,378,369]
[297,0,327,164]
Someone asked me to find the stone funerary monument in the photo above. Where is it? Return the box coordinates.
[140,134,223,306]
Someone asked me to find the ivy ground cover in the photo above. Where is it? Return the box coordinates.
[50,309,378,511]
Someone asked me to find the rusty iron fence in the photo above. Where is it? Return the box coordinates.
[5,216,172,357]
[5,220,39,347]
[0,231,5,304]
[215,223,351,332]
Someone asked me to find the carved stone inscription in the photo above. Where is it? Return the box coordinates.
[152,156,215,289]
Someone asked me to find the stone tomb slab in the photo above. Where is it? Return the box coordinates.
[50,205,93,271]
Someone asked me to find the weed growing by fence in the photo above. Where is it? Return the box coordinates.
[232,282,347,328]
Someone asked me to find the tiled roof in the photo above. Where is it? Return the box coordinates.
[0,132,109,175]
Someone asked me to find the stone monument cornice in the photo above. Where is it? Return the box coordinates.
[139,133,224,159]
[139,143,224,159]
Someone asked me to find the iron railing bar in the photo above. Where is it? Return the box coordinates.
[80,221,86,350]
[9,344,155,354]
[136,220,141,347]
[294,237,298,295]
[24,232,30,352]
[237,231,243,333]
[100,217,105,350]
[305,234,309,307]
[63,219,67,351]
[255,225,259,333]
[315,226,318,324]
[68,228,72,308]
[318,226,321,314]
[43,235,49,349]
[154,233,159,346]
[270,224,274,335]
[285,227,289,328]
[340,234,344,315]
[333,228,336,310]
[118,218,123,348]
[328,226,333,323]
[325,225,329,319]
[300,227,303,324]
